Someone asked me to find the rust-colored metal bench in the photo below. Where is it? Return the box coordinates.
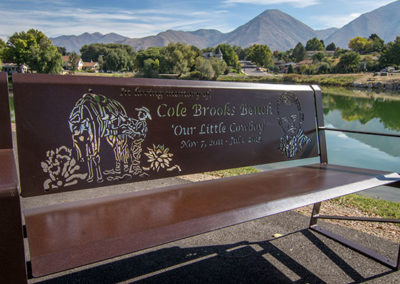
[1,72,399,282]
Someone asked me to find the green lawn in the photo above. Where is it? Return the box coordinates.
[332,194,400,219]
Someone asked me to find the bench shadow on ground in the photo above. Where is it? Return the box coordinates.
[36,228,396,284]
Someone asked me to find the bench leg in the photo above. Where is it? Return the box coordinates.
[0,193,27,283]
[309,202,400,270]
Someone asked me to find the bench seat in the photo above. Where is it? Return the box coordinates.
[25,163,399,277]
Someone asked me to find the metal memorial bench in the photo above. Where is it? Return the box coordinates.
[1,72,399,283]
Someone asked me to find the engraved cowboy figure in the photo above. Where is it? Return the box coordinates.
[277,92,311,159]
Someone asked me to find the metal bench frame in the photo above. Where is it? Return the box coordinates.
[0,73,399,283]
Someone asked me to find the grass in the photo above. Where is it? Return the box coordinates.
[207,166,260,178]
[332,194,400,219]
[208,167,400,219]
[218,73,365,87]
[71,71,136,77]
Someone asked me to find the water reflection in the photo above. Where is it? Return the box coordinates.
[323,90,400,132]
[322,88,400,171]
[322,89,400,202]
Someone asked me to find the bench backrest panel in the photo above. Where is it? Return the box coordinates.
[0,72,12,149]
[13,74,319,197]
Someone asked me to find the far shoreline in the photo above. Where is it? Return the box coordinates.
[218,72,400,93]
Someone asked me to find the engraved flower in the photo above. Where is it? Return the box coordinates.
[144,144,181,172]
[41,146,88,191]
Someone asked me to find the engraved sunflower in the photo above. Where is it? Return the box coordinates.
[144,144,181,172]
[41,146,88,191]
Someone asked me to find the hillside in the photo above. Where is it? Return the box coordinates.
[222,9,317,51]
[120,29,224,50]
[315,28,338,40]
[51,32,129,52]
[326,0,400,48]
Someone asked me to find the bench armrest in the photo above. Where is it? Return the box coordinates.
[0,149,27,283]
[319,127,400,138]
[0,72,12,149]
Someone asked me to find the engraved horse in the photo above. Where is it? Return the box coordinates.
[68,92,150,183]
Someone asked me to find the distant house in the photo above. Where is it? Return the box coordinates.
[1,63,28,74]
[297,59,313,66]
[240,60,258,69]
[277,62,296,73]
[306,50,335,57]
[82,61,99,72]
[62,56,83,71]
[202,48,224,61]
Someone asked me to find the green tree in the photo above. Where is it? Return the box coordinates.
[349,34,384,54]
[367,34,384,52]
[68,51,81,71]
[193,56,227,80]
[292,42,306,62]
[215,44,239,68]
[0,38,5,52]
[247,44,273,67]
[104,50,120,71]
[80,44,105,62]
[80,43,135,71]
[4,29,62,73]
[201,47,214,54]
[233,45,246,60]
[0,39,5,66]
[336,51,361,73]
[98,55,104,71]
[195,57,215,80]
[362,55,380,71]
[326,42,336,51]
[143,58,160,77]
[298,64,309,74]
[312,52,326,63]
[161,43,198,76]
[57,46,67,56]
[318,62,331,74]
[274,50,293,62]
[172,49,188,75]
[379,37,400,67]
[334,48,347,58]
[348,36,368,53]
[210,57,227,79]
[135,47,162,71]
[306,37,325,51]
[104,48,132,72]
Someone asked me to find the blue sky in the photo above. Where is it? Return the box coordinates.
[0,0,397,40]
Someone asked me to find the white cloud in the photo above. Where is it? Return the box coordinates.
[223,0,320,8]
[311,13,361,29]
[352,0,396,11]
[0,4,231,39]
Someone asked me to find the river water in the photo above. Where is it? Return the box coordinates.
[323,89,400,202]
[257,88,400,203]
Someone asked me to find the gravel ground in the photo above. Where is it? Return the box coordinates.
[295,202,399,243]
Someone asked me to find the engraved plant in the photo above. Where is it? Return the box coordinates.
[144,144,181,172]
[41,146,88,191]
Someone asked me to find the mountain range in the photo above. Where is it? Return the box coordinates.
[51,0,400,53]
[325,0,400,48]
[52,32,129,54]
